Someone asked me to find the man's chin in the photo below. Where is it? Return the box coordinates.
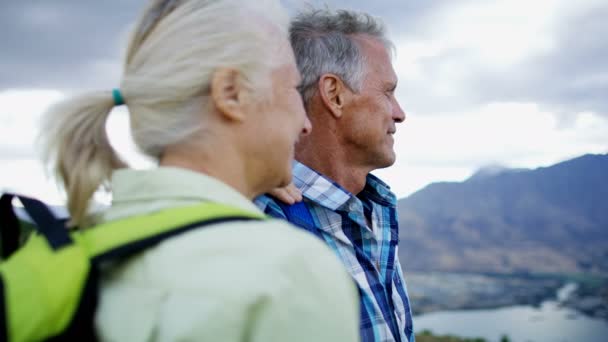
[373,152,396,170]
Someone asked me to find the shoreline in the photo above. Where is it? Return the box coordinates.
[407,271,608,321]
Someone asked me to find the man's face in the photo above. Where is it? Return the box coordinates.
[340,36,405,170]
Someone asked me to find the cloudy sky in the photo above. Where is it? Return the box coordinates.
[1,0,607,204]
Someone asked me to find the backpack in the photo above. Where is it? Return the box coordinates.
[0,193,265,342]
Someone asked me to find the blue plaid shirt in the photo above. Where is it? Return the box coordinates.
[255,161,414,342]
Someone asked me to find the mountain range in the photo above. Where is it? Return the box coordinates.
[397,153,608,275]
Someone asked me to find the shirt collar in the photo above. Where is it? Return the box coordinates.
[111,166,262,214]
[360,173,397,208]
[292,160,397,210]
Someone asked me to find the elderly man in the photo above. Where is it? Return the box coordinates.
[256,9,413,342]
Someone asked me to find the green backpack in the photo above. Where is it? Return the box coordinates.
[0,193,265,342]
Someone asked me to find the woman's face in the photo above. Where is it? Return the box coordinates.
[245,44,311,194]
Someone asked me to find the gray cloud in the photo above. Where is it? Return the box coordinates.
[0,0,141,90]
[294,0,448,35]
[482,4,608,117]
[1,0,445,91]
[1,0,606,122]
[395,1,608,120]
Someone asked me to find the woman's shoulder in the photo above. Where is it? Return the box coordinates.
[100,217,353,298]
[163,218,336,264]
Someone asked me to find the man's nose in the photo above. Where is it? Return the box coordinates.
[393,101,406,123]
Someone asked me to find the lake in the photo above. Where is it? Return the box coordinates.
[414,284,608,342]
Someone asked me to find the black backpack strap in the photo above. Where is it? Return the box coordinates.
[0,195,20,258]
[0,193,71,257]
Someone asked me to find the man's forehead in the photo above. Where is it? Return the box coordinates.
[356,37,397,79]
[353,35,392,64]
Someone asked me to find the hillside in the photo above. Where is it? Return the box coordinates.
[397,154,608,274]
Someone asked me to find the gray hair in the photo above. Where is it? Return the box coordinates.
[289,8,394,108]
[38,0,289,226]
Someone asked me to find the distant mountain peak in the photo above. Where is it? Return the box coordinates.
[469,164,511,180]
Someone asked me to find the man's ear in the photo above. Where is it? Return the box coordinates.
[210,68,247,122]
[318,73,348,119]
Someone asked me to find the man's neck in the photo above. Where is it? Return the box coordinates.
[295,143,370,195]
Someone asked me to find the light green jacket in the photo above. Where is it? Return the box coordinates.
[93,167,360,341]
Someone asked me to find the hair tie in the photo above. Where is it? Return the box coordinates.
[112,89,125,106]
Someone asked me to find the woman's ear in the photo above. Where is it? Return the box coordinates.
[210,68,247,122]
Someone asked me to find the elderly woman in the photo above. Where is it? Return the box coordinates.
[38,0,359,340]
